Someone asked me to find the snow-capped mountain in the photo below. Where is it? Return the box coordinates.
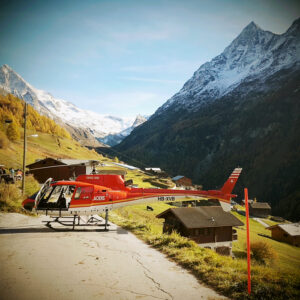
[0,64,136,141]
[99,114,148,146]
[156,19,300,115]
[115,18,300,221]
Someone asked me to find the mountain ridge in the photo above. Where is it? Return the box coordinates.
[0,64,138,145]
[99,114,148,146]
[115,19,300,221]
[155,18,299,116]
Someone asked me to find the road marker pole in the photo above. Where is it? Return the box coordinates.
[245,188,251,295]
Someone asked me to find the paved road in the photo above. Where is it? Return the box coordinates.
[0,213,225,300]
[252,217,269,227]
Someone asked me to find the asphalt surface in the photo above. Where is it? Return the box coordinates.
[0,213,225,300]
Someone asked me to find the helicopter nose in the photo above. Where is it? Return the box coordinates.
[22,198,35,211]
[22,192,37,211]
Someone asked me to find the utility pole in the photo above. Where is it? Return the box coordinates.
[22,103,27,195]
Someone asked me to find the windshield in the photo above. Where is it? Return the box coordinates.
[37,185,75,209]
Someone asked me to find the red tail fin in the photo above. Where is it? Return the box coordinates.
[220,168,242,195]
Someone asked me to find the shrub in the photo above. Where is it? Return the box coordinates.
[0,175,39,212]
[0,182,22,212]
[250,241,277,264]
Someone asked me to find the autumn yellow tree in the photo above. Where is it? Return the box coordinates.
[6,122,20,141]
[0,93,72,139]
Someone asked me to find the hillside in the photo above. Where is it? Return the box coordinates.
[115,19,300,221]
[0,93,175,211]
[0,64,135,145]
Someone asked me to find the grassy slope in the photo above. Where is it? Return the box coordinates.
[231,212,300,273]
[0,130,102,169]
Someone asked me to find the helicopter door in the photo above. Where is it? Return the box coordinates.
[35,178,53,209]
[71,186,94,207]
[79,186,93,203]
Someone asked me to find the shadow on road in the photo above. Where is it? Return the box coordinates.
[0,226,128,235]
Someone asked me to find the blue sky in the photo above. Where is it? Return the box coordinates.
[1,0,299,118]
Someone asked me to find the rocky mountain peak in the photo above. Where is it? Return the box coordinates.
[155,18,299,115]
[241,21,261,33]
[132,114,147,127]
[0,64,36,105]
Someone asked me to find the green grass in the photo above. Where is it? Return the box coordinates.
[232,212,300,274]
[109,203,300,300]
[0,130,103,169]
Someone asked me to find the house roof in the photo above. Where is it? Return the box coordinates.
[26,158,63,168]
[172,175,185,181]
[249,202,271,209]
[59,159,98,166]
[267,223,300,236]
[157,207,244,229]
[27,158,99,168]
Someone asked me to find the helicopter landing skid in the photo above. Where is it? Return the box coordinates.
[43,211,110,231]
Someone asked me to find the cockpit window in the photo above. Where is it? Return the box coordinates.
[40,185,75,203]
[37,185,76,209]
[42,187,53,200]
[46,186,64,203]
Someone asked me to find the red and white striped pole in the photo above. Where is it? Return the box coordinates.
[244,188,251,295]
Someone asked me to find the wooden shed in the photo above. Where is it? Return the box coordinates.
[26,158,99,183]
[172,175,192,187]
[157,206,243,255]
[249,202,271,218]
[267,223,300,247]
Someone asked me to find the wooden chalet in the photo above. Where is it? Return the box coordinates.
[157,206,243,255]
[267,223,300,247]
[172,175,192,187]
[26,158,99,183]
[249,202,271,218]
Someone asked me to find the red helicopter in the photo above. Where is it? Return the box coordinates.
[22,168,242,230]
